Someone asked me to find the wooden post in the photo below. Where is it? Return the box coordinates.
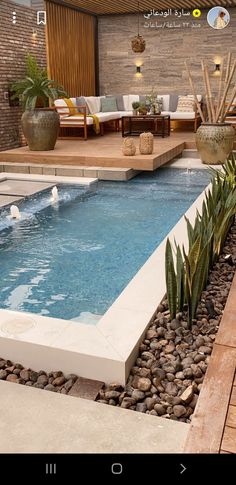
[201,60,212,122]
[185,61,205,122]
[225,52,232,84]
[216,60,236,122]
[204,62,216,123]
[216,58,224,115]
[221,84,236,121]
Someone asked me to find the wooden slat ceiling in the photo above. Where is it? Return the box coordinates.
[51,0,236,16]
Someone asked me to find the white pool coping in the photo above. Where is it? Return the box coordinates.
[0,172,97,186]
[0,172,210,385]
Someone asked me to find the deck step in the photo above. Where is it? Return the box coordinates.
[0,163,139,181]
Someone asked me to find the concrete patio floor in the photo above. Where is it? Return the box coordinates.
[0,380,188,453]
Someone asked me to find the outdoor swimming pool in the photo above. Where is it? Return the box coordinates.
[0,168,210,323]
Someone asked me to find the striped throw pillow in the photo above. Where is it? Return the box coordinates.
[177,96,195,112]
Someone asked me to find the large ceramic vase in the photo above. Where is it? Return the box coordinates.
[196,123,235,165]
[21,109,60,151]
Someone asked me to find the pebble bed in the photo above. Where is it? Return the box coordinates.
[0,224,235,424]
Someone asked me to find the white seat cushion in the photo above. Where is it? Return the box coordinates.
[117,111,133,117]
[170,111,196,120]
[95,112,120,122]
[60,115,94,125]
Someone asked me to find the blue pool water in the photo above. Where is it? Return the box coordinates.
[0,169,210,322]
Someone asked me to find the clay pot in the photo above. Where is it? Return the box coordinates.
[21,109,60,151]
[196,123,235,165]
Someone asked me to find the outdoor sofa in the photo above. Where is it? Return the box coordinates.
[54,94,202,140]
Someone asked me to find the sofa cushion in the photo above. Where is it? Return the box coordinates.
[123,95,140,111]
[170,111,196,120]
[76,96,89,114]
[187,94,202,102]
[117,111,133,117]
[169,94,179,112]
[177,96,195,112]
[85,96,101,114]
[158,95,170,111]
[60,115,94,125]
[101,96,118,112]
[54,98,70,116]
[139,95,146,105]
[107,95,125,111]
[95,112,120,122]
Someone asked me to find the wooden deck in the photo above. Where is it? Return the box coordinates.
[0,132,196,171]
[184,274,236,454]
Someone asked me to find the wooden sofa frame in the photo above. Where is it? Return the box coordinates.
[54,105,120,140]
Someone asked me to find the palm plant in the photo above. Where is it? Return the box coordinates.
[11,53,67,110]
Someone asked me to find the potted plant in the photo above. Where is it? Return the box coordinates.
[11,53,67,151]
[138,103,148,115]
[132,101,140,115]
[185,55,236,165]
[146,89,160,114]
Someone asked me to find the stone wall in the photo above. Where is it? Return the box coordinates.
[98,8,236,97]
[0,0,46,151]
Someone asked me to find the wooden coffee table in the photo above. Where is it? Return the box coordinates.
[122,114,170,138]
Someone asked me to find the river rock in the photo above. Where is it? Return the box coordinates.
[0,370,7,380]
[6,374,18,383]
[180,385,194,404]
[136,403,147,413]
[105,390,120,400]
[53,376,65,386]
[146,329,158,340]
[173,405,186,418]
[37,374,48,386]
[132,376,152,392]
[154,403,166,416]
[165,382,178,396]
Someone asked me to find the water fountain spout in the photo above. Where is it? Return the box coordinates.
[51,186,59,202]
[10,205,21,219]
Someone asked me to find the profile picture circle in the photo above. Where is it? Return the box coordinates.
[207,6,230,30]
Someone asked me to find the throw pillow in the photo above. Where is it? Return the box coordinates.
[177,96,195,112]
[76,96,89,114]
[85,96,101,114]
[107,95,124,111]
[139,95,146,105]
[157,96,163,111]
[169,94,179,112]
[101,96,118,112]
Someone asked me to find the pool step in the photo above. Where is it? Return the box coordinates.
[182,149,200,159]
[0,163,139,181]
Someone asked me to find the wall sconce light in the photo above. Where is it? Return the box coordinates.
[213,63,221,76]
[32,29,37,38]
[135,65,143,78]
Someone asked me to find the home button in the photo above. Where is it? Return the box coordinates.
[111,463,123,475]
